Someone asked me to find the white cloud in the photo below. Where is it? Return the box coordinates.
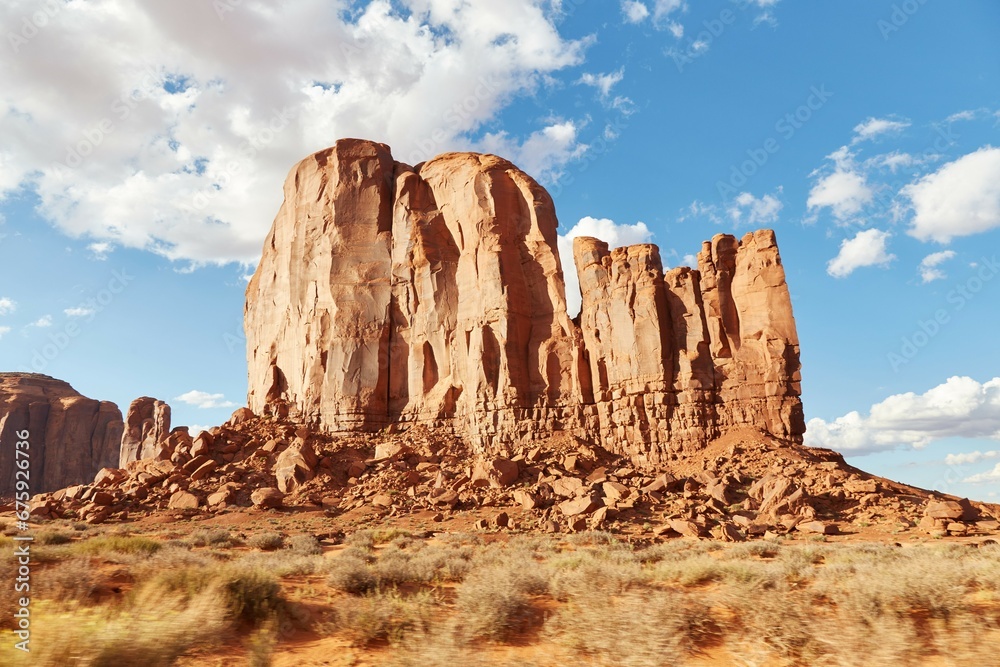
[945,109,984,123]
[479,121,588,184]
[946,450,999,466]
[727,190,783,226]
[652,0,686,24]
[965,463,1000,484]
[868,151,921,173]
[666,22,684,38]
[805,376,1000,455]
[64,306,96,318]
[826,228,895,278]
[0,326,10,340]
[578,68,624,100]
[175,390,238,410]
[682,253,697,267]
[88,242,112,260]
[0,297,15,315]
[903,146,1000,244]
[919,250,956,283]
[30,315,53,328]
[852,116,911,143]
[557,217,653,316]
[0,1,587,266]
[621,1,650,23]
[807,147,874,222]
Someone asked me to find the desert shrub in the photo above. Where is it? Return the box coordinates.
[73,534,162,557]
[246,618,278,667]
[0,594,226,666]
[137,563,284,625]
[35,558,99,603]
[287,534,322,556]
[404,543,474,583]
[36,530,73,546]
[454,561,547,642]
[345,530,376,550]
[237,551,324,577]
[189,527,236,548]
[247,532,284,551]
[546,587,717,666]
[548,553,645,599]
[328,556,377,595]
[331,590,433,647]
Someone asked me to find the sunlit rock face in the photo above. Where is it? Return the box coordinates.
[245,139,803,465]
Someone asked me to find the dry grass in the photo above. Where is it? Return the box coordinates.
[4,526,999,665]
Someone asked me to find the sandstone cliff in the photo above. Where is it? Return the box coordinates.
[246,139,803,464]
[0,373,122,494]
[119,396,171,467]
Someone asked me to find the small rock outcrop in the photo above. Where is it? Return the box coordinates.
[119,397,171,467]
[245,139,804,464]
[0,373,122,494]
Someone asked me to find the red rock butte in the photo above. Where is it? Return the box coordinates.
[245,139,804,465]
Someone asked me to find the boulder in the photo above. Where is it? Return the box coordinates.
[471,457,519,488]
[251,488,285,509]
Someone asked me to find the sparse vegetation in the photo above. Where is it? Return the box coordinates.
[247,531,284,551]
[4,524,999,666]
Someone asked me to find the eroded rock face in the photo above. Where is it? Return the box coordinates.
[119,397,171,467]
[245,139,804,464]
[0,373,123,494]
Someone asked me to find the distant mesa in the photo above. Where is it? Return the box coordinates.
[244,138,804,464]
[0,373,122,494]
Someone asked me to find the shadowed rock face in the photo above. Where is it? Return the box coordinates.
[245,139,804,464]
[0,373,123,494]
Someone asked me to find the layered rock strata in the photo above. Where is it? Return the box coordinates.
[246,139,803,464]
[0,373,122,494]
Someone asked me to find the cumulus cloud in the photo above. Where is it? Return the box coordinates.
[0,297,15,315]
[175,390,238,410]
[826,228,895,278]
[965,463,1000,484]
[0,0,587,266]
[727,190,783,226]
[852,117,911,143]
[621,1,650,23]
[557,217,653,316]
[0,326,10,340]
[64,306,96,318]
[807,147,874,222]
[29,315,53,328]
[479,121,589,185]
[919,250,956,283]
[903,146,1000,243]
[946,450,999,466]
[805,376,1000,455]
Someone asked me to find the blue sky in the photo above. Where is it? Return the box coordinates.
[1,0,998,500]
